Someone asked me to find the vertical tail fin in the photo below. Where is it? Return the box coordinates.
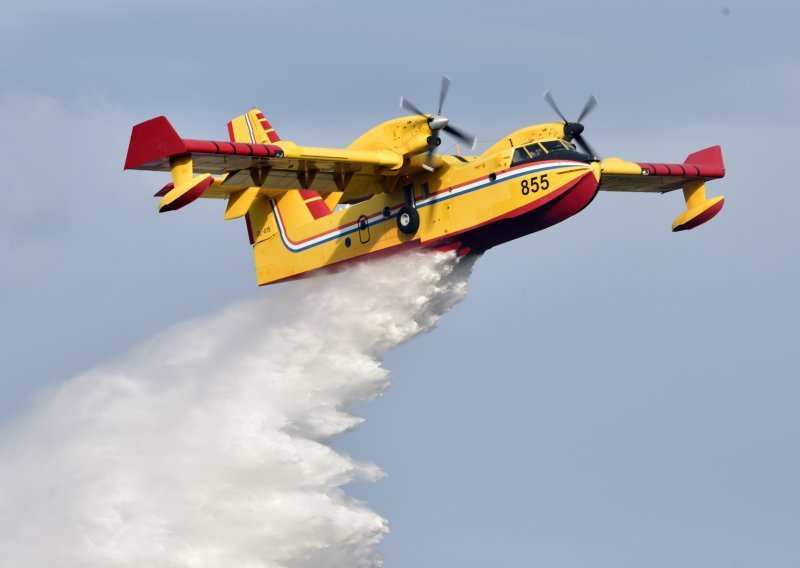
[246,191,326,246]
[227,108,281,144]
[227,107,333,221]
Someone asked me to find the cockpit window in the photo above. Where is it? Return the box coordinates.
[512,138,586,167]
[541,140,568,152]
[512,147,531,165]
[525,144,545,157]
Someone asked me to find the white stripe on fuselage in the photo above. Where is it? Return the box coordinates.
[271,161,588,252]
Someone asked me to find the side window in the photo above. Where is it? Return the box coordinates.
[512,147,531,165]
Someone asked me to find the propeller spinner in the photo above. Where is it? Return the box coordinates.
[400,75,477,172]
[542,90,599,160]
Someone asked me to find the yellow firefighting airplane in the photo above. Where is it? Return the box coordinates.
[125,78,725,285]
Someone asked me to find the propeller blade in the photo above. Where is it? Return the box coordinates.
[443,124,477,149]
[399,76,474,168]
[438,75,451,115]
[574,134,598,160]
[543,90,568,123]
[400,96,426,117]
[577,94,598,123]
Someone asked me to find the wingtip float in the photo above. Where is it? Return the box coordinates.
[124,80,726,286]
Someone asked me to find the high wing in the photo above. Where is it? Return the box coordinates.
[598,146,726,231]
[599,145,725,193]
[124,116,405,213]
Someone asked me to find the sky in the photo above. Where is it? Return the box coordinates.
[1,0,799,567]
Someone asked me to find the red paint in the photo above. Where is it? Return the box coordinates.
[267,174,598,282]
[299,189,332,219]
[227,121,236,142]
[521,169,599,232]
[685,145,725,176]
[255,111,282,141]
[245,212,255,245]
[425,169,595,246]
[305,200,331,219]
[269,170,599,282]
[159,176,214,212]
[154,182,174,197]
[124,116,186,170]
[124,116,283,170]
[436,170,599,252]
[672,198,725,232]
[635,145,726,181]
[432,242,461,254]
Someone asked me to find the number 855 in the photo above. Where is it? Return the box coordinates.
[521,174,549,195]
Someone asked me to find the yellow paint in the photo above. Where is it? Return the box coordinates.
[323,192,344,211]
[671,180,725,231]
[228,114,252,143]
[132,106,725,285]
[276,141,403,170]
[224,187,261,220]
[158,173,213,212]
[247,109,271,143]
[250,158,592,284]
[599,157,643,176]
[169,155,193,186]
[481,123,566,157]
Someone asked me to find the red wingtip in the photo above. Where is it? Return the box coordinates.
[124,116,187,170]
[154,182,174,197]
[684,145,725,176]
[158,175,214,213]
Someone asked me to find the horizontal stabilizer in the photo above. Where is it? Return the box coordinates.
[125,115,404,199]
[125,116,285,172]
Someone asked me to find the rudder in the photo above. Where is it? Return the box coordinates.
[228,108,281,144]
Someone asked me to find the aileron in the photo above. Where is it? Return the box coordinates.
[125,83,728,286]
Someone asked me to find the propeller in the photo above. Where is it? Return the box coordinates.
[400,75,477,171]
[542,90,599,160]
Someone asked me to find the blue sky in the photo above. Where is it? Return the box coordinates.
[1,1,799,566]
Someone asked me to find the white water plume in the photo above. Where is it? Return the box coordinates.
[0,250,474,568]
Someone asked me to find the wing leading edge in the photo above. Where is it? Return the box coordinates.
[599,145,725,193]
[124,116,405,213]
[599,145,726,231]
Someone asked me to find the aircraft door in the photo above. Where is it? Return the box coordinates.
[358,214,370,244]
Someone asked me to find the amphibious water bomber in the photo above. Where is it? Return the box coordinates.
[125,78,725,285]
